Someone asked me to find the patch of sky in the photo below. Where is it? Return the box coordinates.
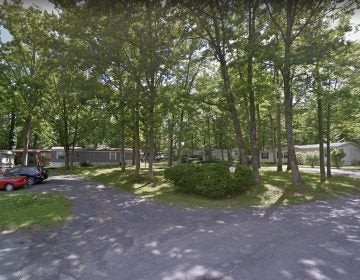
[0,26,12,43]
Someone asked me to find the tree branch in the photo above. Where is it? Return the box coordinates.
[263,0,285,40]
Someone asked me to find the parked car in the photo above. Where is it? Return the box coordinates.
[5,166,48,186]
[188,155,202,162]
[0,174,27,191]
[37,166,49,179]
[155,153,167,161]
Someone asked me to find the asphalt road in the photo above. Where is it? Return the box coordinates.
[1,174,360,280]
[299,167,360,178]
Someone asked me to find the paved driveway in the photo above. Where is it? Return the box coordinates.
[1,175,360,280]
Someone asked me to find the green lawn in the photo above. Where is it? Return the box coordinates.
[339,166,360,171]
[0,192,71,231]
[64,164,360,209]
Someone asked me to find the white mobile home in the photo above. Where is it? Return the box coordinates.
[259,150,288,164]
[189,148,231,162]
[258,142,360,166]
[295,142,360,166]
[50,147,133,167]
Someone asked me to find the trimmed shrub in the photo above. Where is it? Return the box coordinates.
[164,163,253,199]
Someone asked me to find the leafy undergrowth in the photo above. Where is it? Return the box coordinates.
[65,165,360,209]
[0,192,71,231]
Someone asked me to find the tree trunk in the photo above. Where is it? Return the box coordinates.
[132,137,136,166]
[268,108,276,165]
[220,118,225,161]
[168,135,174,167]
[134,103,141,182]
[316,69,325,181]
[168,118,174,167]
[276,92,283,172]
[212,12,248,166]
[147,91,155,183]
[60,90,71,170]
[22,114,32,166]
[120,105,126,172]
[177,110,184,163]
[207,114,212,160]
[64,143,70,170]
[70,111,79,169]
[283,71,301,184]
[70,145,75,169]
[256,104,262,153]
[247,0,260,183]
[220,60,248,165]
[326,92,332,178]
[283,6,303,185]
[32,134,38,149]
[8,107,16,150]
[131,108,136,166]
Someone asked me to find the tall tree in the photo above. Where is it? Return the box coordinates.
[188,0,249,165]
[264,0,356,185]
[246,0,260,183]
[0,2,51,164]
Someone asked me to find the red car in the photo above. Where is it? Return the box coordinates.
[0,175,28,191]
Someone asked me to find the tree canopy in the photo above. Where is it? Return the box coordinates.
[0,0,359,184]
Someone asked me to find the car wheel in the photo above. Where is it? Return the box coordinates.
[5,184,14,191]
[27,177,35,186]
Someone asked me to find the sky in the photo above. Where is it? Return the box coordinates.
[0,0,56,42]
[0,1,360,42]
[21,0,54,10]
[348,9,360,41]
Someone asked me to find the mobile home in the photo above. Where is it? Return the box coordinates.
[50,147,133,167]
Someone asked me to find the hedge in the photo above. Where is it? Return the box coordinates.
[164,163,253,199]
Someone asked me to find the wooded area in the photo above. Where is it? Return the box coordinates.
[0,0,359,185]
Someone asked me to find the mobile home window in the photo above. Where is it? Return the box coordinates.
[261,152,269,159]
[283,152,288,159]
[56,151,65,159]
[109,152,117,161]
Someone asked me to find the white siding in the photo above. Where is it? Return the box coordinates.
[342,143,360,165]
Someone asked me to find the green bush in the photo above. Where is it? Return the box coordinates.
[331,149,345,168]
[306,152,319,168]
[164,163,253,199]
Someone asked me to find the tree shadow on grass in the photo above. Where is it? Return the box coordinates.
[84,168,174,199]
[74,167,360,209]
[259,170,360,207]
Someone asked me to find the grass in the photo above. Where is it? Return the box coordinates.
[339,166,360,171]
[62,164,360,209]
[0,192,71,231]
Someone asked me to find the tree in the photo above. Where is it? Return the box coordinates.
[0,1,52,164]
[187,0,250,166]
[43,10,109,169]
[246,0,260,183]
[264,0,356,185]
